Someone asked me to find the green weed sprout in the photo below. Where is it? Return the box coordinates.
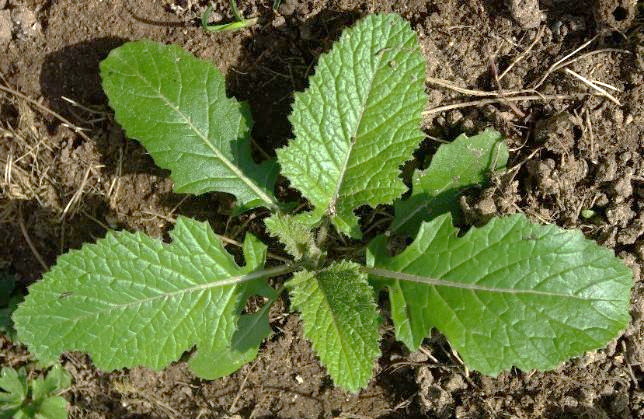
[13,14,632,392]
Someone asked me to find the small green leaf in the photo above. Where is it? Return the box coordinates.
[369,214,632,375]
[34,396,68,419]
[13,217,284,379]
[100,40,277,210]
[287,261,380,392]
[391,129,509,236]
[278,14,427,237]
[0,367,26,409]
[265,214,320,261]
[31,365,71,403]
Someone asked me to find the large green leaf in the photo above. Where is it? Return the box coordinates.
[278,14,427,237]
[369,214,632,375]
[288,261,381,392]
[100,40,277,210]
[391,129,509,236]
[13,217,285,378]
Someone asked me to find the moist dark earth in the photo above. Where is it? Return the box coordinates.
[0,0,642,417]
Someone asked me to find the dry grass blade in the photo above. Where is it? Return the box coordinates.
[423,94,590,116]
[498,26,545,81]
[563,68,621,106]
[18,203,48,271]
[0,83,93,144]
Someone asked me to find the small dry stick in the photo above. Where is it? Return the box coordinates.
[18,204,48,271]
[564,68,621,106]
[426,77,534,97]
[585,109,596,163]
[423,94,589,116]
[229,359,259,414]
[498,25,545,81]
[488,47,525,118]
[532,35,598,89]
[60,166,92,220]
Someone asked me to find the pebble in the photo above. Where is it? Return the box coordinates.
[509,0,544,29]
[0,10,11,44]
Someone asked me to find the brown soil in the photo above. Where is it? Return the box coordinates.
[0,0,642,417]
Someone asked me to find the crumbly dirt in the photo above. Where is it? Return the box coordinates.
[0,0,642,417]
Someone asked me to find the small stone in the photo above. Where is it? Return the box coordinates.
[0,10,11,44]
[606,201,636,228]
[12,7,42,37]
[509,0,544,29]
[613,168,634,200]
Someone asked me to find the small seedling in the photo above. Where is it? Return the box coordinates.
[201,0,258,32]
[0,365,71,418]
[13,14,632,392]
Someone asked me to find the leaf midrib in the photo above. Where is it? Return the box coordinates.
[392,179,453,232]
[326,32,391,217]
[312,274,362,387]
[366,267,621,301]
[45,265,291,322]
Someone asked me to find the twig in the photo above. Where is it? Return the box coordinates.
[488,46,525,117]
[426,77,533,97]
[585,109,596,163]
[532,35,598,89]
[18,203,48,271]
[564,68,621,106]
[591,80,622,92]
[61,166,92,220]
[498,26,545,81]
[229,359,259,414]
[423,94,589,116]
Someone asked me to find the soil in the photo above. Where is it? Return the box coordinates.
[0,0,642,417]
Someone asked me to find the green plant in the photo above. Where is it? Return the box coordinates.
[0,273,22,341]
[13,14,632,392]
[0,365,71,418]
[201,1,258,32]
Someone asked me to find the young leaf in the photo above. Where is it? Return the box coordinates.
[0,365,71,419]
[34,396,69,419]
[369,214,632,375]
[391,129,509,236]
[265,214,321,262]
[0,367,26,411]
[287,261,380,392]
[100,40,277,210]
[277,14,427,237]
[13,217,288,379]
[31,365,71,403]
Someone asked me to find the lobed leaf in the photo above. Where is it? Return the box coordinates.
[391,129,509,236]
[100,40,277,210]
[369,214,632,375]
[278,14,427,237]
[287,261,381,392]
[13,217,281,379]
